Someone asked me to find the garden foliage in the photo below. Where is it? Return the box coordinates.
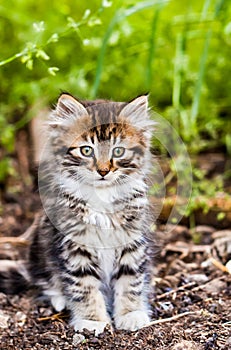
[0,0,231,216]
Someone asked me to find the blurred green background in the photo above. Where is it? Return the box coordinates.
[0,0,231,219]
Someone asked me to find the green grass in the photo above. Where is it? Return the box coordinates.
[0,0,230,216]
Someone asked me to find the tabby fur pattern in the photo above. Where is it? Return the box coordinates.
[1,93,154,334]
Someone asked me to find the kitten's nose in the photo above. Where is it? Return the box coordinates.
[97,169,110,177]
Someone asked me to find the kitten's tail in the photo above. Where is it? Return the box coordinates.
[0,260,31,294]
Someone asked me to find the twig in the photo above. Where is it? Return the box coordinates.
[38,312,68,322]
[143,311,196,328]
[0,212,41,246]
[210,257,230,274]
[163,242,211,256]
[0,236,29,246]
[20,212,41,241]
[156,281,196,300]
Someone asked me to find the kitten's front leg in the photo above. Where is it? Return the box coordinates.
[69,279,111,335]
[113,246,150,331]
[61,258,111,335]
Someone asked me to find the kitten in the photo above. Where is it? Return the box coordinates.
[1,93,154,334]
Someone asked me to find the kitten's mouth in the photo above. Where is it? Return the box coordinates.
[94,177,112,187]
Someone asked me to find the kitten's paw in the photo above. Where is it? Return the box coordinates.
[50,295,66,312]
[72,319,111,336]
[115,310,150,331]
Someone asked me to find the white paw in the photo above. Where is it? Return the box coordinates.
[50,295,66,312]
[115,310,150,331]
[71,319,110,336]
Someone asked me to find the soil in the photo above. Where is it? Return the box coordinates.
[0,132,230,350]
[0,193,230,350]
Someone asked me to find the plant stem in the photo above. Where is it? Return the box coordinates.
[172,33,184,110]
[0,52,24,67]
[145,6,161,91]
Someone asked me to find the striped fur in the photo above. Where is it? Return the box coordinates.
[2,94,154,334]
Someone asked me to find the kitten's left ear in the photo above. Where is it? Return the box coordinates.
[119,95,149,126]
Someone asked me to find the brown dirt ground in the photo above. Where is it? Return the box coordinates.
[0,194,230,350]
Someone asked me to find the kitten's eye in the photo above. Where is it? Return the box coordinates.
[80,146,94,157]
[113,147,125,158]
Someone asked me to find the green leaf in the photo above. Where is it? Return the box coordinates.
[102,0,112,8]
[217,212,226,221]
[1,125,15,152]
[21,54,31,64]
[67,17,80,30]
[47,33,59,43]
[48,67,59,76]
[26,59,33,70]
[36,49,50,60]
[82,9,91,20]
[33,21,45,33]
[225,134,231,155]
[88,16,102,27]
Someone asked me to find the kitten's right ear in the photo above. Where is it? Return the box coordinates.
[50,94,88,127]
[56,94,88,118]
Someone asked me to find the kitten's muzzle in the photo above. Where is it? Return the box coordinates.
[97,169,110,178]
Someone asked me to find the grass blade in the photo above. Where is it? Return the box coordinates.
[91,0,169,99]
[190,29,212,127]
[145,5,162,91]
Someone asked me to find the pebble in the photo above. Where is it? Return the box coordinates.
[187,273,209,284]
[72,333,86,346]
[0,293,8,306]
[0,310,10,328]
[201,278,227,294]
[15,311,27,326]
[158,301,174,312]
[39,307,53,317]
[193,225,215,234]
[212,229,231,239]
[90,337,100,344]
[172,340,203,350]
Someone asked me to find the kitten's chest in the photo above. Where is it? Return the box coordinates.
[83,208,122,231]
[82,223,132,250]
[98,249,115,285]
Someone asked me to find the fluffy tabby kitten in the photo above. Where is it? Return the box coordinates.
[1,93,154,334]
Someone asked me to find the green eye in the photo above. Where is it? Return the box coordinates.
[113,147,125,158]
[80,146,94,157]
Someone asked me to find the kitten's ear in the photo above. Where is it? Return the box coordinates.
[56,94,87,118]
[49,94,88,127]
[119,95,149,126]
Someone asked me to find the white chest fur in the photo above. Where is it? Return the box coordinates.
[98,248,115,285]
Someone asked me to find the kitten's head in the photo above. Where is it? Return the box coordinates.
[49,93,153,189]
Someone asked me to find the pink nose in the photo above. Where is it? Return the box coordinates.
[97,169,110,177]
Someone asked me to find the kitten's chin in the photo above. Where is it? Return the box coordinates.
[93,178,113,188]
[91,173,115,188]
